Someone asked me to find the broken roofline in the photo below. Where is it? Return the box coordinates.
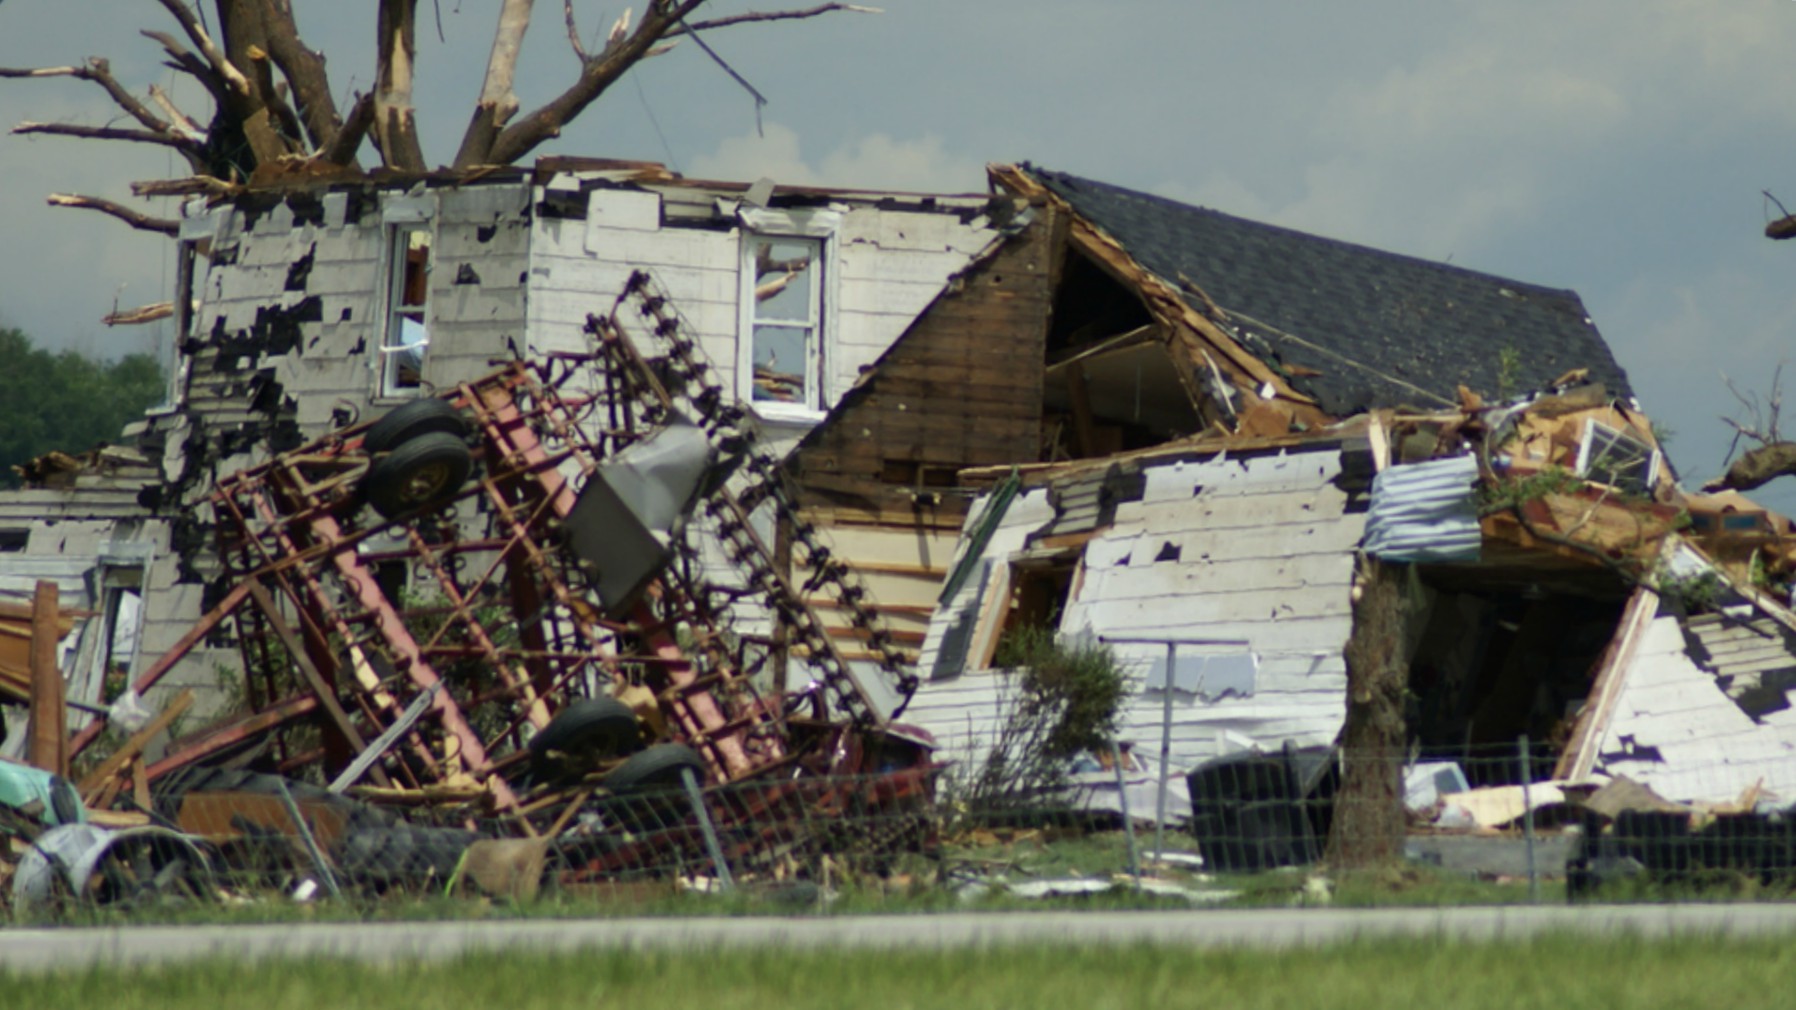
[991,162,1635,424]
[145,153,995,208]
[949,388,1787,594]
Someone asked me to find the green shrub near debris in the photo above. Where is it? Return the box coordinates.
[12,935,1796,1010]
[962,628,1130,808]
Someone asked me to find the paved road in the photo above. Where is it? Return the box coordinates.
[8,904,1796,972]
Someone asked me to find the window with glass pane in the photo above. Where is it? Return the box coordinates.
[380,226,431,396]
[746,236,821,407]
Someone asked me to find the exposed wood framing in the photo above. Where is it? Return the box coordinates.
[1553,580,1660,781]
[989,164,1323,429]
[787,204,1061,525]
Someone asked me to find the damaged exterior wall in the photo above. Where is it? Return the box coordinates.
[787,204,1060,522]
[909,444,1364,776]
[1594,611,1796,802]
[0,168,1002,721]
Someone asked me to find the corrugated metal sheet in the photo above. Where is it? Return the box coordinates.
[1360,454,1480,562]
[911,447,1361,784]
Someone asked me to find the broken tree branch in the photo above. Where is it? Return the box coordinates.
[132,175,240,199]
[47,193,178,235]
[668,3,881,35]
[0,58,209,172]
[564,0,589,61]
[14,121,206,160]
[148,84,205,140]
[319,91,374,166]
[1766,188,1796,240]
[484,0,710,167]
[1720,364,1786,447]
[1704,442,1796,493]
[0,60,165,135]
[153,0,253,96]
[452,0,535,169]
[140,29,226,104]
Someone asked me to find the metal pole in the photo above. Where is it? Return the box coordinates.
[1518,734,1539,904]
[329,682,443,793]
[681,766,735,892]
[1155,641,1175,866]
[1112,743,1141,881]
[276,779,342,900]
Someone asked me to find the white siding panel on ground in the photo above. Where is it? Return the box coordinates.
[910,448,1362,780]
[1594,615,1796,804]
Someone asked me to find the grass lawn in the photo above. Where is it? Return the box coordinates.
[11,935,1796,1010]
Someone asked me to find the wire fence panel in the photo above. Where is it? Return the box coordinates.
[9,738,1796,918]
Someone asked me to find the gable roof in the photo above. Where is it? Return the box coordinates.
[1025,166,1634,417]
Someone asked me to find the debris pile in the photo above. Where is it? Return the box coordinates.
[2,274,940,910]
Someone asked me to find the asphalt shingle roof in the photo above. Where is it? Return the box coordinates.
[1028,166,1634,417]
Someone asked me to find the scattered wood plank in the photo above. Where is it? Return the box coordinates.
[76,687,195,804]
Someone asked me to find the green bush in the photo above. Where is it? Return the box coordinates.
[966,627,1130,809]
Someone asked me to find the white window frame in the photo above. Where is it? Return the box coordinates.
[376,205,435,400]
[736,207,841,421]
[1575,418,1660,493]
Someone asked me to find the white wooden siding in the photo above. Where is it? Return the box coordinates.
[911,448,1362,782]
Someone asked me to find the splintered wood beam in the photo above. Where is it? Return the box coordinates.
[76,688,194,803]
[104,302,176,327]
[145,694,319,782]
[70,581,253,758]
[27,580,67,777]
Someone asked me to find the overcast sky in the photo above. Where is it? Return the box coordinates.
[2,1,1795,508]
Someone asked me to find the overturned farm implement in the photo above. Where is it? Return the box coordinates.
[50,274,936,898]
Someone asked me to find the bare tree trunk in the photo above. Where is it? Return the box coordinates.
[1325,556,1410,871]
[452,0,535,169]
[374,0,427,171]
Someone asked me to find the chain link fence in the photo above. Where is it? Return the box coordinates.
[7,737,1796,917]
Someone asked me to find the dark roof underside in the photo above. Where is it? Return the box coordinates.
[1029,166,1634,416]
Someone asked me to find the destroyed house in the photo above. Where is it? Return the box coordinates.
[0,160,1015,754]
[6,156,1796,822]
[780,165,1796,810]
[782,163,1641,691]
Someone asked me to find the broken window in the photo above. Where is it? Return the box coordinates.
[0,529,27,553]
[1576,419,1658,494]
[982,550,1079,669]
[379,225,432,397]
[741,234,824,412]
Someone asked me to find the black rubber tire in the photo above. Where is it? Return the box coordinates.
[603,743,707,793]
[362,399,468,454]
[364,431,473,519]
[529,697,642,766]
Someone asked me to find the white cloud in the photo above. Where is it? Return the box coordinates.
[1144,0,1796,259]
[687,123,986,194]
